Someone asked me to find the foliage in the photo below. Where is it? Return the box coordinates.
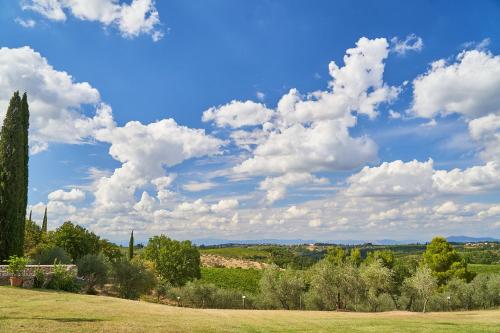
[30,245,71,265]
[423,237,475,285]
[99,239,123,263]
[33,268,45,288]
[0,92,29,262]
[258,267,305,309]
[200,267,262,294]
[468,263,500,275]
[41,207,48,234]
[24,218,41,253]
[306,260,363,311]
[143,235,200,286]
[46,263,80,292]
[111,258,156,299]
[129,230,134,260]
[403,265,437,313]
[77,254,108,294]
[53,221,101,262]
[365,250,395,269]
[200,246,269,261]
[360,260,394,311]
[7,255,29,277]
[325,246,346,265]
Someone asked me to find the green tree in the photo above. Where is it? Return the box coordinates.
[128,230,134,260]
[0,92,29,261]
[53,221,100,262]
[24,218,42,253]
[365,250,395,269]
[423,237,474,285]
[348,248,362,267]
[326,246,346,266]
[360,260,394,311]
[77,254,108,294]
[112,258,156,299]
[307,260,362,311]
[404,265,437,313]
[259,266,305,310]
[99,239,123,263]
[41,207,48,234]
[143,235,201,286]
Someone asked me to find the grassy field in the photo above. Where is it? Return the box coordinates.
[469,263,500,274]
[1,287,499,333]
[200,267,262,294]
[200,247,270,260]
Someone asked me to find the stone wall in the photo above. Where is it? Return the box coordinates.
[0,265,77,286]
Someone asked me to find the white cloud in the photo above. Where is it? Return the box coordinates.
[48,188,85,201]
[202,100,274,128]
[183,181,217,192]
[259,172,327,204]
[391,34,423,55]
[93,118,224,211]
[434,201,459,215]
[412,50,500,119]
[346,159,435,197]
[22,0,163,41]
[388,110,401,119]
[0,46,115,153]
[15,17,36,28]
[433,162,500,194]
[256,91,265,101]
[211,199,239,213]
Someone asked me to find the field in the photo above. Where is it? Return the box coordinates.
[469,264,500,275]
[1,287,499,333]
[200,267,262,294]
[200,247,270,260]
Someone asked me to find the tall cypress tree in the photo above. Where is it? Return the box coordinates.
[42,207,48,234]
[129,230,134,260]
[28,210,32,223]
[0,91,29,261]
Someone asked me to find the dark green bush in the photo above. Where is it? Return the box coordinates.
[112,258,156,299]
[77,254,108,294]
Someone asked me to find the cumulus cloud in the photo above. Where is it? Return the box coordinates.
[202,100,274,128]
[93,118,224,211]
[412,50,500,119]
[260,172,327,204]
[48,188,86,202]
[0,46,115,153]
[183,181,217,192]
[22,0,163,41]
[211,199,239,213]
[391,34,423,55]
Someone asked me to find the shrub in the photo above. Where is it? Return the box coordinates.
[46,264,80,292]
[258,266,305,310]
[112,258,156,299]
[7,256,29,277]
[77,254,108,294]
[33,268,45,288]
[31,245,71,265]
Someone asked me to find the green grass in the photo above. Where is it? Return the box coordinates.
[469,264,500,274]
[200,247,270,260]
[1,287,499,333]
[200,267,262,294]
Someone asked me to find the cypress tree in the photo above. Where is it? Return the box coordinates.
[129,230,134,260]
[0,91,29,261]
[28,210,32,223]
[42,207,48,234]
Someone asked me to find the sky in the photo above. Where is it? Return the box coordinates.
[0,0,499,243]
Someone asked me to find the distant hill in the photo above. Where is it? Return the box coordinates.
[447,236,499,243]
[192,238,421,246]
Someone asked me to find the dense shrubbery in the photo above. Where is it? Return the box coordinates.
[111,258,156,299]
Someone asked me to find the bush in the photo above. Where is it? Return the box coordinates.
[33,268,45,288]
[7,256,29,277]
[258,266,305,310]
[77,254,108,294]
[112,258,156,299]
[46,264,80,292]
[143,235,200,286]
[31,245,71,265]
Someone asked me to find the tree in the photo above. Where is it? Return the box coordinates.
[53,221,100,262]
[0,92,29,262]
[348,248,362,267]
[41,207,48,234]
[365,250,395,269]
[307,260,362,311]
[77,254,108,294]
[326,246,346,265]
[404,265,437,313]
[360,260,394,311]
[99,239,123,263]
[24,218,42,253]
[259,266,305,310]
[112,258,156,299]
[128,230,134,260]
[143,235,201,286]
[423,237,474,285]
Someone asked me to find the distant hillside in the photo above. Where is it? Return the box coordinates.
[447,236,500,243]
[193,238,421,246]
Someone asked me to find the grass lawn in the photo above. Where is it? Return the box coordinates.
[1,287,499,333]
[469,264,500,275]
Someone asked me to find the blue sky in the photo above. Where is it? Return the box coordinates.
[0,0,500,242]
